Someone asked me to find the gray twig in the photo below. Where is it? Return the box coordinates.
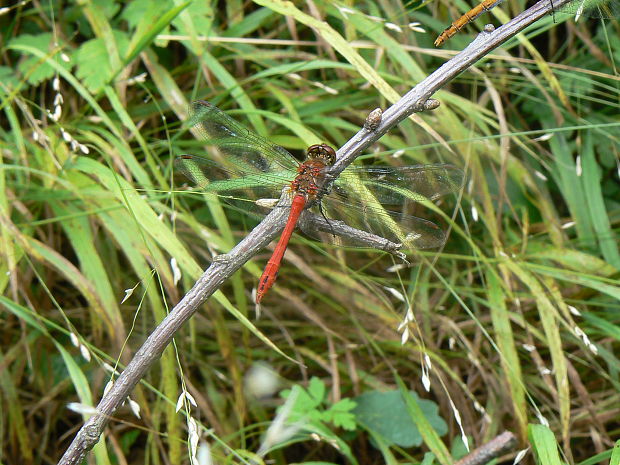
[454,431,518,465]
[58,1,564,462]
[298,209,407,260]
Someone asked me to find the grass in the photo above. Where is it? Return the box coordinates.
[1,0,619,464]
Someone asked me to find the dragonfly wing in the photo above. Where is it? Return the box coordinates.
[332,164,464,203]
[316,164,464,250]
[174,155,294,199]
[314,198,448,249]
[177,101,300,214]
[555,0,619,18]
[189,101,299,173]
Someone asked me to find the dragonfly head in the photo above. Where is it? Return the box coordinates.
[307,143,336,166]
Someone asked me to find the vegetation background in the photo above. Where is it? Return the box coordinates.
[1,0,619,463]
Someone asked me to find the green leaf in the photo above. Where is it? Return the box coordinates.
[610,440,620,465]
[353,389,447,448]
[121,0,173,29]
[487,269,527,437]
[281,379,358,431]
[395,378,452,464]
[529,247,617,276]
[9,33,71,85]
[580,132,620,267]
[91,0,121,18]
[171,0,214,44]
[528,424,562,465]
[281,378,325,416]
[548,128,595,249]
[324,398,357,431]
[307,376,327,403]
[122,1,190,67]
[75,30,130,92]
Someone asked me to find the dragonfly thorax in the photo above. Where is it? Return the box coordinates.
[288,144,336,198]
[291,158,329,198]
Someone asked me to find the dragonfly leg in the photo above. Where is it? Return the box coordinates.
[319,172,336,197]
[317,202,336,239]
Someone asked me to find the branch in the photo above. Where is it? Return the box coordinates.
[454,431,518,465]
[328,0,569,180]
[58,1,564,462]
[298,210,407,261]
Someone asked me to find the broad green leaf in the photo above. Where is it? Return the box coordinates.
[121,0,173,29]
[353,389,447,448]
[121,1,191,68]
[75,31,130,92]
[172,0,214,43]
[9,33,71,85]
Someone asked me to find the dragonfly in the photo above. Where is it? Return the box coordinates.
[434,0,620,46]
[175,101,464,304]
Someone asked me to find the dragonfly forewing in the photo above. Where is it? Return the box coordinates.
[555,0,620,18]
[189,100,299,173]
[333,164,465,203]
[175,154,295,215]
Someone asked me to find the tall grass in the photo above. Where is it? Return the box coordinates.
[1,0,619,464]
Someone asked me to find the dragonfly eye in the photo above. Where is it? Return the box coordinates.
[307,143,337,165]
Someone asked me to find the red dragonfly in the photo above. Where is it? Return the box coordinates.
[176,101,464,303]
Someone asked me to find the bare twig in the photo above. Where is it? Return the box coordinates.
[298,209,407,261]
[58,1,565,462]
[328,0,572,179]
[454,431,519,465]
